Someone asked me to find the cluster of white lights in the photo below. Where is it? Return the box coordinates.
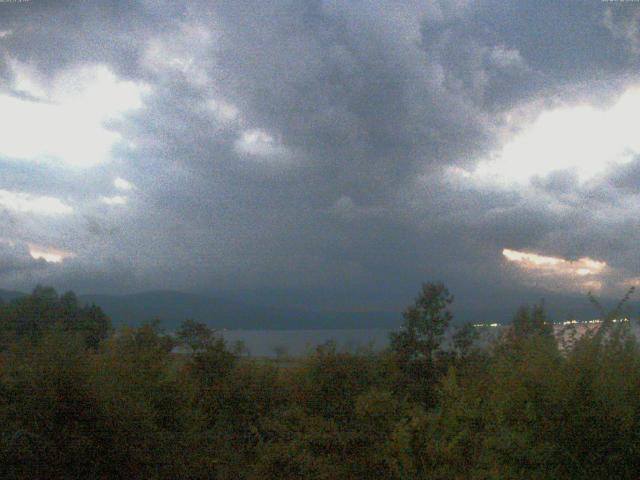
[470,319,631,328]
[561,318,629,325]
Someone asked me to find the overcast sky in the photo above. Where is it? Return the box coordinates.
[1,0,639,315]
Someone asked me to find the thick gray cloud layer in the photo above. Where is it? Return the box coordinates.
[1,0,639,315]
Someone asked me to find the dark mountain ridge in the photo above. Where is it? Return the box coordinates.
[0,289,399,330]
[1,288,635,330]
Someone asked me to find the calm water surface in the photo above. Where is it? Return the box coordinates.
[220,323,639,357]
[221,329,392,357]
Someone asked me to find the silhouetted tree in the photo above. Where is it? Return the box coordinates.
[2,286,111,349]
[177,319,214,352]
[452,322,480,358]
[512,302,552,340]
[391,282,454,361]
[390,282,454,405]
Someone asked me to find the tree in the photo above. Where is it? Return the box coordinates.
[176,319,214,352]
[390,282,454,363]
[390,282,454,405]
[511,302,552,340]
[187,336,237,389]
[588,286,635,339]
[132,318,175,352]
[81,304,112,350]
[13,285,59,339]
[2,287,111,349]
[452,322,479,359]
[272,345,289,364]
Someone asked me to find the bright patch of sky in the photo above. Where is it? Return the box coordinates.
[503,248,607,291]
[207,98,239,124]
[503,248,606,276]
[455,86,640,186]
[114,177,135,191]
[0,62,149,168]
[0,189,73,215]
[234,129,288,159]
[142,22,215,87]
[28,244,74,264]
[101,195,128,206]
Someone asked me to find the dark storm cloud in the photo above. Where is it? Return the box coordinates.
[0,0,639,315]
[206,0,497,201]
[0,0,186,80]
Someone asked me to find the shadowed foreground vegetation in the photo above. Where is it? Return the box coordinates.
[0,284,639,479]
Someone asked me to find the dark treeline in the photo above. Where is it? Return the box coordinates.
[0,283,639,479]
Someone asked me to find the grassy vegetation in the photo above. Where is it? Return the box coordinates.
[0,284,638,479]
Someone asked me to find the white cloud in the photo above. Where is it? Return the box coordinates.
[0,30,12,39]
[8,57,46,98]
[28,244,74,264]
[114,177,135,191]
[234,128,288,159]
[489,45,525,69]
[0,63,149,168]
[455,85,640,186]
[101,195,128,206]
[207,98,239,124]
[503,248,607,276]
[142,22,215,87]
[0,189,73,215]
[503,248,607,292]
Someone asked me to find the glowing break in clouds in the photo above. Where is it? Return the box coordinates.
[142,22,215,87]
[458,86,640,185]
[234,129,288,159]
[114,177,135,191]
[503,249,607,276]
[0,62,149,168]
[101,195,128,206]
[28,244,74,264]
[0,190,73,215]
[503,248,607,291]
[207,98,239,124]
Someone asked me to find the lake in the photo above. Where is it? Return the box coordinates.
[220,322,638,357]
[220,328,393,357]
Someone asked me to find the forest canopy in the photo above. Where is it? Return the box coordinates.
[0,284,638,479]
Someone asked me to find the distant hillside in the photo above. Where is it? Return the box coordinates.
[0,289,26,302]
[453,292,640,325]
[78,290,400,331]
[1,288,399,330]
[3,288,637,331]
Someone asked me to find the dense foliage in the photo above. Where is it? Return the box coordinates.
[0,284,638,479]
